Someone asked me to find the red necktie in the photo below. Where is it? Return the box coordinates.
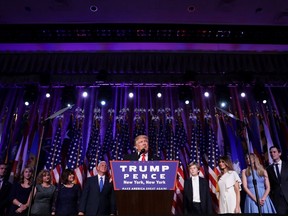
[141,153,146,161]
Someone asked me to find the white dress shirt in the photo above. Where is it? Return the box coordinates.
[191,176,201,203]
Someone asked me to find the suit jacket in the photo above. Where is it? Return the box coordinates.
[123,152,160,161]
[79,175,117,216]
[183,176,213,215]
[267,161,288,211]
[0,179,12,215]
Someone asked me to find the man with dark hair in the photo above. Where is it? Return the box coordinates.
[266,146,288,214]
[0,162,12,215]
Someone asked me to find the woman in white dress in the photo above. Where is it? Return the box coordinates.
[217,155,242,214]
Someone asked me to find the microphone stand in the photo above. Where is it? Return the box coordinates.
[216,107,262,216]
[240,120,262,216]
[27,105,74,216]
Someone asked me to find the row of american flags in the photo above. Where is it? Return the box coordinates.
[0,102,287,214]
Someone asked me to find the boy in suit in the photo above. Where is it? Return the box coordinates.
[183,162,213,215]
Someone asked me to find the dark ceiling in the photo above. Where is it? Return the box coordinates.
[0,0,288,86]
[1,0,288,25]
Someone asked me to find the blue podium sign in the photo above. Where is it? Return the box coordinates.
[110,160,178,190]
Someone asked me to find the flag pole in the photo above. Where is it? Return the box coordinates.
[27,105,74,216]
[216,107,262,216]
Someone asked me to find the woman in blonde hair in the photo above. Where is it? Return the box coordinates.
[242,153,276,213]
[217,155,242,214]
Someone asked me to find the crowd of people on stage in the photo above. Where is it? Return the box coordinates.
[0,135,288,215]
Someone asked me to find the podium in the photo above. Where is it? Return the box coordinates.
[110,161,178,216]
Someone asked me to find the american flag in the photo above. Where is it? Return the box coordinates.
[133,108,146,138]
[45,118,62,184]
[66,108,85,188]
[171,108,187,215]
[102,109,114,160]
[156,109,166,159]
[205,111,220,213]
[148,109,159,159]
[112,108,130,160]
[165,109,174,161]
[86,110,101,177]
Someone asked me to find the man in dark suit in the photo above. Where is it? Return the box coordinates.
[123,135,160,161]
[266,146,288,215]
[183,162,213,215]
[79,161,117,216]
[0,162,12,215]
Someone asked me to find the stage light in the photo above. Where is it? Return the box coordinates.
[240,92,246,98]
[263,99,267,104]
[45,93,51,98]
[24,101,29,106]
[100,100,106,106]
[220,101,227,108]
[185,100,190,105]
[204,91,209,98]
[128,92,134,98]
[157,92,162,98]
[82,88,88,98]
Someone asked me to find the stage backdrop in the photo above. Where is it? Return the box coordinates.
[0,85,287,214]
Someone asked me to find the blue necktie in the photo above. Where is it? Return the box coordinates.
[100,176,104,192]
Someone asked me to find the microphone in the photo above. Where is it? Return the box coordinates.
[138,148,146,159]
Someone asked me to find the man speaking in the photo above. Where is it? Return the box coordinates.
[123,135,160,161]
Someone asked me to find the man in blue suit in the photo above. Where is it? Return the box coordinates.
[79,161,117,216]
[183,162,213,215]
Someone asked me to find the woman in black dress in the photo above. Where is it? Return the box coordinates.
[52,169,81,216]
[8,166,34,216]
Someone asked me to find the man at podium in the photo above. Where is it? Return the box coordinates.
[123,135,160,161]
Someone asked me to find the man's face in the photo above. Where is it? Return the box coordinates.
[0,164,7,177]
[270,147,281,162]
[135,136,149,153]
[189,165,199,177]
[97,162,108,174]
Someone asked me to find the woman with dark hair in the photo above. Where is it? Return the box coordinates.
[217,155,242,214]
[8,166,34,216]
[242,153,276,213]
[30,169,56,215]
[52,169,81,216]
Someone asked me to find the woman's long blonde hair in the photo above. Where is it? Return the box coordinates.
[245,153,265,177]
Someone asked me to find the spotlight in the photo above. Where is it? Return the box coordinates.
[220,101,227,108]
[82,88,89,98]
[204,91,209,98]
[185,100,190,105]
[45,93,51,98]
[100,100,106,106]
[262,99,267,104]
[240,92,246,98]
[157,92,162,98]
[128,92,134,98]
[24,101,29,106]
